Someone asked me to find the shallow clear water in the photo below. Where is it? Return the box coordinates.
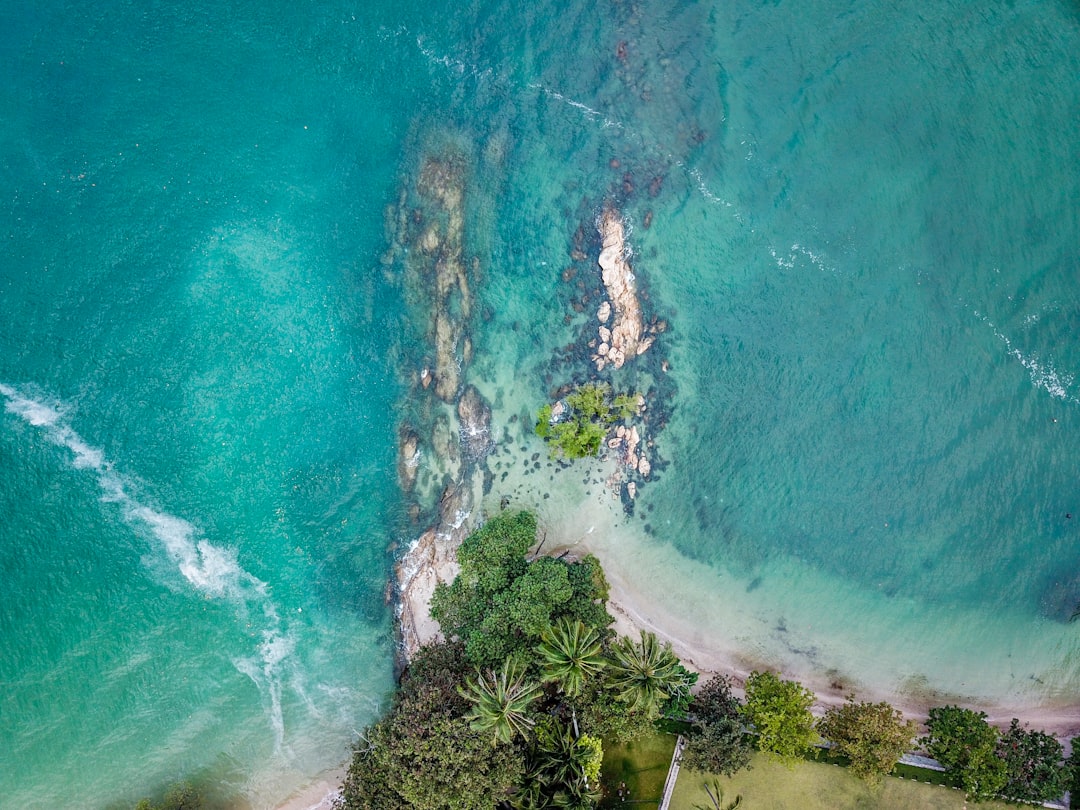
[2,0,1079,806]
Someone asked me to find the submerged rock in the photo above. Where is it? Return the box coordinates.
[458,385,493,461]
[397,427,421,493]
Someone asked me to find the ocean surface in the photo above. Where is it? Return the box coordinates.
[2,0,1079,807]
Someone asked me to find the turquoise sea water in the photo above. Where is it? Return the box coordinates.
[2,0,1079,806]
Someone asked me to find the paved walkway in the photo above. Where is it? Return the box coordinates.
[658,734,686,810]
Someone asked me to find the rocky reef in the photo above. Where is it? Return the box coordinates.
[384,143,494,660]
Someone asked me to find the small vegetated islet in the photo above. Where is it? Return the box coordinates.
[535,383,639,459]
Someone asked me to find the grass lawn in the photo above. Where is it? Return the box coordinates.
[669,753,1017,810]
[598,730,678,808]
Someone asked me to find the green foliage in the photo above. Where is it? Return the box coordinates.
[611,393,639,421]
[680,716,754,778]
[537,618,607,698]
[534,404,553,438]
[741,671,817,764]
[535,383,640,459]
[578,734,604,786]
[572,682,657,744]
[562,555,612,632]
[923,705,1007,801]
[817,698,917,785]
[337,643,523,810]
[459,658,542,745]
[431,511,613,668]
[681,675,753,777]
[693,778,743,810]
[548,418,606,459]
[691,675,742,725]
[1066,741,1080,809]
[659,664,699,718]
[566,384,608,421]
[995,718,1065,803]
[514,718,602,810]
[607,631,685,719]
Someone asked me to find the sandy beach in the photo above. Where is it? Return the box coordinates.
[271,768,346,810]
[596,548,1080,741]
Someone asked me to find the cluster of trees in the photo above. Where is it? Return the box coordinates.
[337,511,694,810]
[923,706,1072,804]
[679,672,914,788]
[683,672,1075,806]
[336,509,1080,808]
[535,383,638,459]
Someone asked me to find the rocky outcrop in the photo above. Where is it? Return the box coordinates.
[395,483,472,657]
[398,156,474,403]
[591,204,666,372]
[594,204,644,371]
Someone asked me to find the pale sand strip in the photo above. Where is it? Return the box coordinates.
[596,544,1080,742]
[271,767,345,810]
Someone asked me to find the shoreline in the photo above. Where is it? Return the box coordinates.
[272,493,1080,810]
[596,550,1080,741]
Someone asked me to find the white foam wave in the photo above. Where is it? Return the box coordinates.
[528,83,624,129]
[972,313,1077,402]
[416,36,494,83]
[0,382,294,750]
[769,242,836,273]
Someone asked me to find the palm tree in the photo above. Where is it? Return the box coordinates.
[694,778,742,810]
[459,658,541,745]
[525,720,602,810]
[536,618,607,698]
[607,630,684,717]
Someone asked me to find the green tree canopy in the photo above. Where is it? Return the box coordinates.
[691,675,742,725]
[607,631,685,719]
[680,717,754,778]
[923,705,1007,801]
[535,383,640,459]
[459,658,542,745]
[817,698,917,784]
[537,618,607,698]
[430,511,612,667]
[681,675,753,777]
[996,718,1065,803]
[338,643,524,810]
[741,671,817,764]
